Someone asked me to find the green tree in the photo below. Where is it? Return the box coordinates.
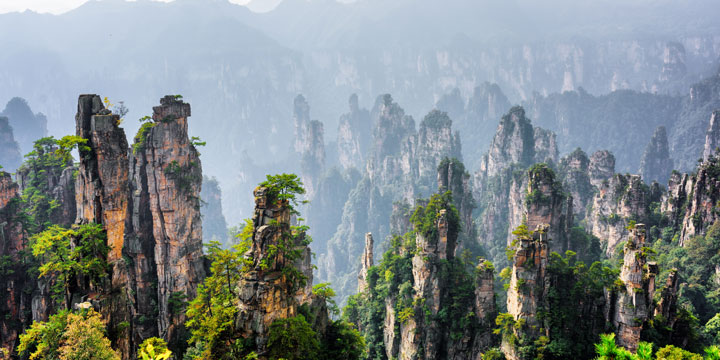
[138,338,172,360]
[267,315,320,360]
[259,173,307,214]
[18,308,119,360]
[30,224,109,309]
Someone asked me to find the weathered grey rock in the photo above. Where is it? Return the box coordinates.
[357,233,374,293]
[503,224,550,360]
[703,110,720,161]
[586,174,651,256]
[639,126,674,185]
[0,171,29,354]
[558,148,594,220]
[588,150,616,188]
[322,95,461,301]
[200,176,229,245]
[0,116,21,172]
[293,95,326,198]
[662,153,720,246]
[612,224,657,352]
[234,186,326,352]
[337,94,371,171]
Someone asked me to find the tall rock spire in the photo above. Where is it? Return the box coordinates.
[639,126,674,185]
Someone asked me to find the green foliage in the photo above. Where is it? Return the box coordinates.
[138,338,172,360]
[168,291,188,315]
[593,333,636,360]
[539,251,619,358]
[267,315,321,360]
[164,160,201,196]
[185,239,251,359]
[30,223,109,308]
[410,190,460,242]
[17,137,73,233]
[312,283,339,316]
[259,173,307,215]
[321,321,366,360]
[18,308,119,360]
[55,135,90,163]
[133,120,157,154]
[655,345,703,360]
[190,136,206,147]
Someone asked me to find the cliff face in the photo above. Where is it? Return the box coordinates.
[347,160,496,360]
[0,116,21,172]
[639,126,674,185]
[294,95,326,198]
[586,174,655,256]
[235,186,325,351]
[473,106,559,267]
[143,96,205,347]
[200,176,229,245]
[612,224,658,352]
[557,148,593,220]
[437,158,476,250]
[663,151,720,246]
[321,95,461,301]
[0,172,28,355]
[337,94,371,171]
[703,110,720,161]
[503,225,550,360]
[1,97,47,155]
[67,95,206,357]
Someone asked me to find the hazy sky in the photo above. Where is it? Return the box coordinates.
[0,0,283,14]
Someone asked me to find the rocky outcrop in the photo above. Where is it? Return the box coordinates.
[502,224,550,360]
[293,95,326,198]
[437,158,476,248]
[0,171,28,355]
[322,95,461,301]
[588,150,616,188]
[511,164,572,254]
[0,116,21,172]
[662,152,720,246]
[357,233,373,293]
[639,126,674,185]
[612,224,658,352]
[75,94,130,265]
[586,174,654,256]
[337,94,371,171]
[472,260,497,353]
[141,96,205,347]
[557,148,594,220]
[234,186,325,351]
[66,95,206,357]
[200,176,229,245]
[473,106,559,266]
[703,110,720,161]
[1,97,47,155]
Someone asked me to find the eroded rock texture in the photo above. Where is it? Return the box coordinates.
[0,171,28,355]
[0,116,21,172]
[703,110,720,161]
[357,232,374,293]
[586,174,657,256]
[502,225,550,360]
[639,126,674,185]
[321,94,461,301]
[473,106,559,266]
[293,95,326,198]
[235,186,326,351]
[200,176,229,245]
[69,94,205,357]
[337,94,371,171]
[663,151,720,246]
[612,224,657,352]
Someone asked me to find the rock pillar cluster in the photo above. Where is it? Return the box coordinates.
[71,94,205,356]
